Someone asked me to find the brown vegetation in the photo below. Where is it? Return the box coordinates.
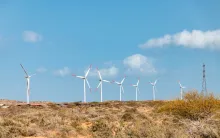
[158,90,220,120]
[0,91,220,138]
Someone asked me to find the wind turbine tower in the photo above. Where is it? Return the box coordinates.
[20,64,36,104]
[113,76,126,101]
[178,81,186,100]
[72,65,92,103]
[131,78,140,101]
[149,79,158,101]
[202,63,207,95]
[96,68,111,102]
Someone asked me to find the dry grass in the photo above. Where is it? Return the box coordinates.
[0,91,220,138]
[158,90,220,120]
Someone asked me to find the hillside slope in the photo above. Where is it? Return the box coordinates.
[0,93,220,138]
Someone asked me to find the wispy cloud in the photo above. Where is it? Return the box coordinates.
[123,54,157,75]
[36,67,47,73]
[88,66,119,78]
[140,29,220,49]
[53,67,71,77]
[22,31,42,43]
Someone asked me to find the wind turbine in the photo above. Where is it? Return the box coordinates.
[131,78,140,101]
[178,81,186,100]
[96,68,111,102]
[113,76,126,101]
[72,65,92,103]
[149,79,158,101]
[20,64,36,104]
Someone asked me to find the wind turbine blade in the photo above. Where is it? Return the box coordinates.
[73,75,85,79]
[86,79,91,89]
[137,87,140,94]
[154,86,158,93]
[102,80,110,83]
[178,81,182,87]
[85,65,92,77]
[26,80,29,88]
[97,68,102,80]
[131,84,136,87]
[20,64,29,76]
[28,88,30,96]
[30,74,36,77]
[121,77,126,84]
[154,79,158,85]
[121,86,125,93]
[77,76,85,79]
[97,82,101,88]
[26,79,30,96]
[114,81,121,85]
[137,79,140,86]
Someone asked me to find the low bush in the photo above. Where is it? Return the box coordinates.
[121,113,134,122]
[91,120,112,137]
[158,90,220,120]
[47,102,60,110]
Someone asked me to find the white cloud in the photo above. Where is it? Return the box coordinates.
[36,67,47,73]
[53,67,71,77]
[88,66,119,78]
[123,54,157,75]
[22,31,42,43]
[140,29,220,49]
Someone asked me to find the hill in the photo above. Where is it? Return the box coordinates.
[0,91,220,138]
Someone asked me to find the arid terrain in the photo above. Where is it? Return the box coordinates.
[0,91,220,138]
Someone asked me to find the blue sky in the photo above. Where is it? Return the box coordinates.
[0,0,220,102]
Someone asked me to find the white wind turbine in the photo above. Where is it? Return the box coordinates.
[178,81,186,100]
[20,64,36,104]
[96,68,111,102]
[113,76,126,101]
[131,78,140,101]
[149,79,158,101]
[72,65,92,103]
